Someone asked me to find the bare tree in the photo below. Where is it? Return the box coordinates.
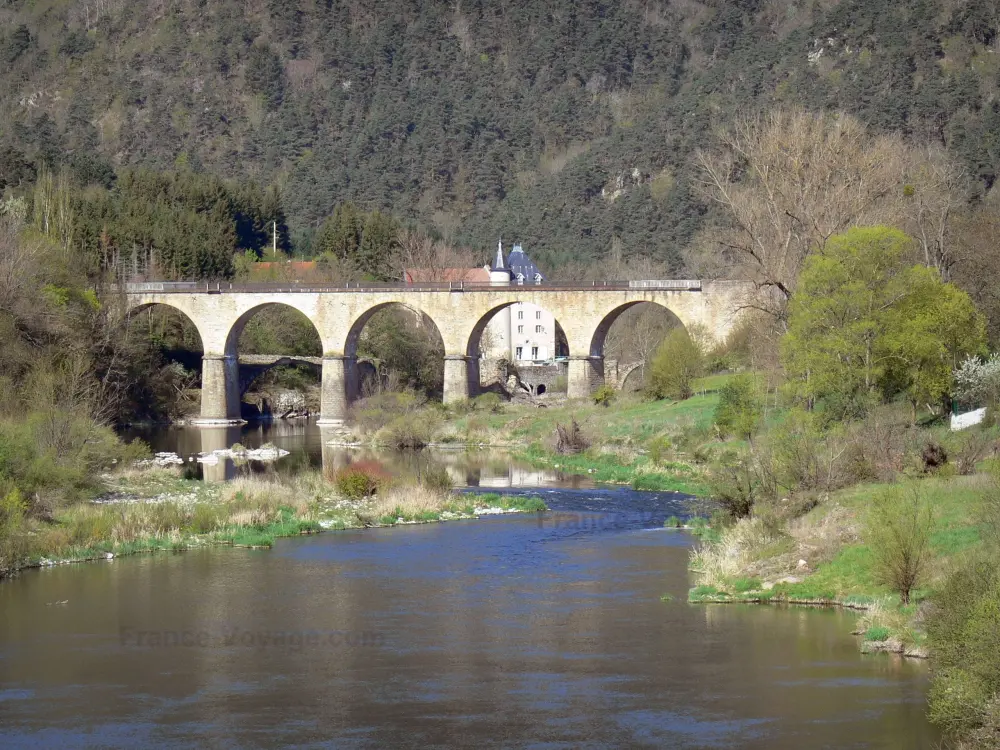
[900,145,970,281]
[948,199,1000,341]
[396,229,480,281]
[604,303,676,383]
[688,109,912,321]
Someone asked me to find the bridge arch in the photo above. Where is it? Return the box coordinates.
[463,302,568,359]
[223,302,324,359]
[125,302,206,418]
[343,301,443,359]
[587,301,688,359]
[126,301,207,355]
[619,362,647,392]
[343,301,447,399]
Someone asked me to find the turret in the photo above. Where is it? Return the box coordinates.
[490,238,511,285]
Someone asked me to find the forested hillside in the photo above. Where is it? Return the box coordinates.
[1,0,999,270]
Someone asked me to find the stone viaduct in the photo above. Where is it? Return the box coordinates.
[124,280,751,425]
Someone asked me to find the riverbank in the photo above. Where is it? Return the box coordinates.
[341,375,737,495]
[3,466,546,578]
[684,473,991,658]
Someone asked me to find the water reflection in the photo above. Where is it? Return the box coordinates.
[0,501,937,748]
[121,421,593,489]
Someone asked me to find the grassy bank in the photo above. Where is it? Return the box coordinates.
[685,473,990,657]
[345,375,737,494]
[4,467,547,576]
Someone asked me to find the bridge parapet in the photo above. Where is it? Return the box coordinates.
[123,279,704,294]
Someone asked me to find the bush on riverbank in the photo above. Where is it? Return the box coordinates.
[331,461,391,500]
[927,556,1000,747]
[0,465,550,576]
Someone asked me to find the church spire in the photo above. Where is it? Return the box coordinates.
[493,237,505,270]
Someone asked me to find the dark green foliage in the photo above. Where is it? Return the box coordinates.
[72,170,287,279]
[358,306,444,396]
[2,1,997,272]
[312,203,400,280]
[58,31,94,60]
[245,43,285,109]
[4,25,31,64]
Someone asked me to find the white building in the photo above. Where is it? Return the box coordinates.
[483,241,560,363]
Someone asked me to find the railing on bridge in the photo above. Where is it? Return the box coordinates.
[122,280,704,294]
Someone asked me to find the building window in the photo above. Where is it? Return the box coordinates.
[515,347,523,359]
[518,310,524,320]
[531,346,538,359]
[516,273,525,285]
[535,310,541,319]
[518,325,524,334]
[535,325,543,333]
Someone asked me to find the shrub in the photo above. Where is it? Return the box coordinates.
[927,556,1000,743]
[419,464,453,493]
[954,354,1000,409]
[332,461,390,500]
[191,503,222,533]
[951,427,995,476]
[647,436,672,465]
[708,450,775,519]
[646,328,704,400]
[473,392,504,413]
[378,416,434,449]
[592,384,616,408]
[921,441,948,472]
[664,515,682,528]
[555,419,589,454]
[713,374,763,441]
[864,487,933,605]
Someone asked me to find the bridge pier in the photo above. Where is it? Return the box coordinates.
[193,355,242,424]
[443,355,472,404]
[318,356,351,424]
[567,356,604,400]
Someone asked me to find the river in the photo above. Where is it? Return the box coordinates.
[0,422,938,748]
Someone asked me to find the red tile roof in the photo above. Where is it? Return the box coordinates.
[403,267,490,283]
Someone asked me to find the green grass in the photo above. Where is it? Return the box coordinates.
[691,474,989,609]
[863,626,891,642]
[730,577,763,593]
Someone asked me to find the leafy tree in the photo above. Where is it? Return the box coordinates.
[713,374,763,442]
[647,327,703,400]
[782,227,986,418]
[864,486,934,605]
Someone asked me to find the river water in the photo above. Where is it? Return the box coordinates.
[0,423,938,748]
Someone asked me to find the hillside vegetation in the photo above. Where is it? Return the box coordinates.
[2,0,1000,271]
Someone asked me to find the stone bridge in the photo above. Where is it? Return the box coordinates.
[124,280,751,424]
[236,355,322,397]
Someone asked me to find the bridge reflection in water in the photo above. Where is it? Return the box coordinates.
[154,422,590,489]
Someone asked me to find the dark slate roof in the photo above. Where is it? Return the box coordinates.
[507,244,544,282]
